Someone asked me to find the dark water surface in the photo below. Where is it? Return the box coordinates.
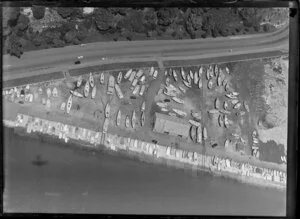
[3,128,286,215]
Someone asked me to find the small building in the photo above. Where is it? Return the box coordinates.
[153,112,190,139]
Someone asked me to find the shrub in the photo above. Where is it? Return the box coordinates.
[32,6,46,20]
[6,34,23,58]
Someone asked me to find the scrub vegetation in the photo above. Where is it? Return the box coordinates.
[3,7,289,58]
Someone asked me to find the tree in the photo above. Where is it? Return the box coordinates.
[157,8,177,26]
[64,30,76,43]
[32,5,46,20]
[57,7,73,19]
[94,8,115,31]
[143,9,157,31]
[17,14,30,31]
[6,34,23,58]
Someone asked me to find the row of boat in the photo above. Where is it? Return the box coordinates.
[190,124,208,144]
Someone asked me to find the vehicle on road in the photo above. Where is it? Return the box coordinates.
[74,60,81,65]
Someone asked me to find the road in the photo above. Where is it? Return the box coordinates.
[3,26,289,79]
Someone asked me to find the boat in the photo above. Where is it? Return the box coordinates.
[217,74,222,86]
[91,86,96,99]
[244,101,250,112]
[125,115,130,128]
[161,107,169,112]
[139,85,146,96]
[164,70,168,76]
[233,102,242,109]
[149,67,154,76]
[187,74,191,84]
[168,112,177,117]
[140,75,146,83]
[115,84,124,99]
[116,110,121,127]
[172,97,184,104]
[202,127,208,140]
[214,64,219,77]
[141,101,146,112]
[219,109,231,115]
[224,139,230,148]
[207,79,214,89]
[172,70,178,81]
[215,98,221,109]
[208,109,219,114]
[196,125,202,144]
[66,95,72,114]
[225,93,238,99]
[157,102,168,108]
[84,81,89,97]
[191,111,201,121]
[181,68,186,80]
[189,120,201,127]
[225,67,230,74]
[141,111,145,126]
[165,77,170,87]
[218,114,223,127]
[190,125,197,142]
[172,108,187,117]
[223,101,228,110]
[224,115,230,128]
[222,78,228,86]
[183,80,191,89]
[131,110,136,129]
[105,103,110,118]
[135,69,144,79]
[128,71,136,82]
[117,72,122,84]
[206,69,211,80]
[231,99,239,105]
[189,70,194,80]
[198,78,202,89]
[100,73,105,84]
[131,78,138,88]
[194,71,199,84]
[132,85,140,95]
[69,90,82,98]
[124,69,133,79]
[179,86,186,93]
[231,91,239,96]
[77,76,83,87]
[89,72,94,88]
[153,70,158,79]
[198,66,203,78]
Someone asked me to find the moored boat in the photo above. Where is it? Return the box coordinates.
[219,109,231,115]
[183,80,192,88]
[141,111,145,126]
[77,76,83,87]
[179,85,186,93]
[172,96,184,104]
[196,125,202,144]
[141,101,146,112]
[132,85,140,95]
[91,86,96,99]
[225,93,238,99]
[218,114,223,127]
[187,74,191,84]
[149,67,154,76]
[131,110,136,129]
[198,78,202,89]
[172,70,178,81]
[189,70,194,80]
[225,67,230,74]
[66,95,72,114]
[100,73,105,84]
[128,71,136,82]
[84,81,89,97]
[89,72,94,88]
[172,108,187,117]
[189,120,201,127]
[165,77,170,87]
[181,68,186,80]
[194,71,199,84]
[223,100,228,110]
[116,110,121,127]
[125,115,130,128]
[191,111,201,121]
[190,125,197,142]
[105,103,110,118]
[214,64,219,77]
[198,66,203,78]
[117,72,122,84]
[244,101,250,112]
[215,98,221,109]
[233,102,242,110]
[224,115,230,128]
[70,90,83,98]
[203,127,208,140]
[207,79,214,89]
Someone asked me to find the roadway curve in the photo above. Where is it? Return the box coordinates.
[3,26,289,78]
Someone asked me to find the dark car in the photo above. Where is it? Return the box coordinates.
[75,60,81,65]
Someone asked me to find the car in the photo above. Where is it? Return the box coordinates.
[74,60,81,65]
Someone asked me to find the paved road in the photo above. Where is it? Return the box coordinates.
[3,26,288,77]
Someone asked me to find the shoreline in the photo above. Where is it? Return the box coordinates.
[4,115,286,191]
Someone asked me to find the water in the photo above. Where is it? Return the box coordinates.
[3,127,286,215]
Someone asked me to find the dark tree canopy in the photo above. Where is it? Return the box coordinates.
[57,7,73,19]
[32,6,46,20]
[7,34,23,58]
[94,8,115,31]
[157,8,177,26]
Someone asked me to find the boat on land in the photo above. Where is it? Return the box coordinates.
[207,79,214,89]
[66,95,72,114]
[140,75,146,83]
[132,85,140,95]
[233,102,242,109]
[225,67,230,74]
[91,86,96,99]
[165,77,170,87]
[115,84,124,99]
[231,99,239,105]
[181,68,186,80]
[139,85,146,96]
[77,76,82,87]
[131,110,136,129]
[222,78,228,86]
[214,65,219,77]
[189,120,201,127]
[172,70,178,81]
[131,78,138,88]
[84,81,89,97]
[141,101,146,112]
[179,85,186,93]
[223,100,228,110]
[217,74,222,86]
[225,139,230,148]
[89,72,94,88]
[198,78,202,89]
[168,112,177,117]
[208,109,219,114]
[196,125,202,144]
[172,108,187,117]
[117,72,122,84]
[124,69,133,79]
[100,73,105,84]
[172,97,184,104]
[191,111,201,121]
[125,116,130,128]
[157,102,168,108]
[187,74,192,84]
[218,114,223,127]
[231,91,239,96]
[128,71,136,82]
[190,125,197,143]
[224,115,230,128]
[153,70,158,79]
[219,109,231,115]
[203,127,208,140]
[244,101,250,112]
[161,107,169,112]
[149,67,154,76]
[194,71,199,84]
[135,69,144,79]
[189,70,194,80]
[183,80,192,88]
[116,110,122,127]
[198,66,203,78]
[70,90,83,98]
[105,103,110,118]
[215,98,221,109]
[225,93,238,99]
[141,111,145,126]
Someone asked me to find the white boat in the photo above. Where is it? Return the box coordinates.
[172,70,178,81]
[190,125,197,142]
[224,115,230,128]
[208,109,219,114]
[149,67,154,76]
[157,102,168,108]
[153,70,158,79]
[198,78,202,89]
[233,102,242,109]
[191,111,201,121]
[244,101,250,112]
[164,70,168,76]
[223,101,228,110]
[222,78,228,86]
[207,79,214,89]
[198,66,203,78]
[187,74,191,84]
[189,70,194,80]
[218,114,223,127]
[84,81,89,97]
[219,109,231,115]
[161,107,169,112]
[124,69,133,79]
[189,120,201,127]
[117,72,122,84]
[225,67,230,74]
[182,80,191,89]
[214,64,219,77]
[140,75,146,83]
[181,68,186,80]
[125,115,130,128]
[165,77,170,86]
[105,103,110,118]
[172,109,187,117]
[203,127,208,140]
[135,69,144,79]
[179,86,186,93]
[163,90,176,97]
[116,110,121,127]
[168,112,177,117]
[77,76,83,87]
[141,101,146,112]
[129,71,136,82]
[100,73,105,84]
[139,85,146,96]
[115,84,124,99]
[131,78,138,87]
[60,102,66,111]
[141,111,145,126]
[91,86,96,99]
[225,93,238,99]
[215,98,221,109]
[89,72,94,88]
[66,95,72,114]
[231,99,239,105]
[224,139,230,148]
[206,69,211,80]
[231,91,239,96]
[70,90,82,98]
[217,75,222,86]
[194,71,199,84]
[131,110,136,129]
[196,125,202,144]
[172,97,184,104]
[132,85,140,95]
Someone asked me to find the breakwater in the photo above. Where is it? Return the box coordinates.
[7,113,286,190]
